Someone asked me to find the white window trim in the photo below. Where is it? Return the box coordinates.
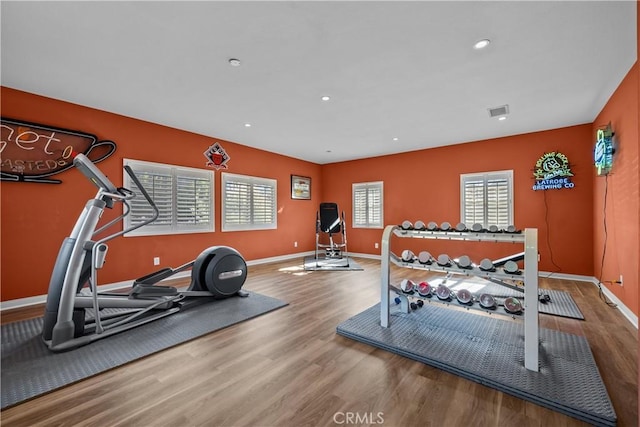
[221,172,278,232]
[460,170,513,228]
[352,181,384,229]
[123,159,214,237]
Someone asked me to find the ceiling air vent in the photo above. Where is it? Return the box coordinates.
[488,104,509,118]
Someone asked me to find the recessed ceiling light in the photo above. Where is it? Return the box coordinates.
[321,96,331,101]
[244,123,251,127]
[228,58,241,66]
[498,116,507,121]
[392,137,399,141]
[473,39,491,49]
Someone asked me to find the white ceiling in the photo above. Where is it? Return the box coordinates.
[1,1,637,164]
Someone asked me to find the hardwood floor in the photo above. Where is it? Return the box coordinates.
[1,257,637,426]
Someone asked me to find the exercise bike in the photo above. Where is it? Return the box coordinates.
[42,153,248,352]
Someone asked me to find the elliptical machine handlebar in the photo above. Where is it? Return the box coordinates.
[123,164,159,222]
[72,152,159,229]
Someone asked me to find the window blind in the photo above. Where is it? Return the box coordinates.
[124,159,214,236]
[353,182,383,228]
[222,173,277,231]
[461,171,512,228]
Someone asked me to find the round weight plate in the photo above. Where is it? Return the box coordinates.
[427,221,438,231]
[437,254,451,266]
[479,293,496,309]
[401,249,415,262]
[457,255,472,269]
[455,222,467,232]
[401,220,413,230]
[479,258,495,271]
[456,289,472,304]
[436,284,451,300]
[504,224,518,233]
[400,279,415,293]
[440,221,451,231]
[504,297,523,314]
[414,220,426,230]
[417,281,431,297]
[471,223,484,232]
[503,260,520,274]
[488,225,499,233]
[418,251,433,264]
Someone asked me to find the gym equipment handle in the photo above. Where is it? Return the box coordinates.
[123,165,159,221]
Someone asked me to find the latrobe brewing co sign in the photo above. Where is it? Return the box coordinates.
[532,151,575,191]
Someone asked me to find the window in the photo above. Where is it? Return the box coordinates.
[353,181,384,228]
[222,172,277,231]
[460,170,513,228]
[123,159,214,236]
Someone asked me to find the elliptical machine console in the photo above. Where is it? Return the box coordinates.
[42,153,248,352]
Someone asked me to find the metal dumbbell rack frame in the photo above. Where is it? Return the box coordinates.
[380,225,540,372]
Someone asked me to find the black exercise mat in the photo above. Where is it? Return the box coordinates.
[1,291,287,409]
[303,256,363,271]
[337,303,615,426]
[427,276,584,320]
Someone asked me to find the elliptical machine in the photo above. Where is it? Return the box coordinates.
[42,153,248,352]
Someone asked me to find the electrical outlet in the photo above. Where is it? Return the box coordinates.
[294,241,298,248]
[154,257,160,266]
[375,242,379,249]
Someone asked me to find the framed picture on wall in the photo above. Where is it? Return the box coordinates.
[291,175,311,200]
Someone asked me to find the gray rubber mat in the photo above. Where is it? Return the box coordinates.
[303,256,363,271]
[1,291,287,409]
[428,276,584,320]
[337,303,615,426]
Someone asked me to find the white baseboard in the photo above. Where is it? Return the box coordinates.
[4,256,637,330]
[589,278,638,329]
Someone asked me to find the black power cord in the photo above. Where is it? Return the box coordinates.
[542,189,562,273]
[597,174,617,308]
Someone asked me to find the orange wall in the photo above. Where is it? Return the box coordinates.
[321,125,595,276]
[1,87,321,301]
[592,62,639,316]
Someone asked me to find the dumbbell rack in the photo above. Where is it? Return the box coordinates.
[380,225,540,372]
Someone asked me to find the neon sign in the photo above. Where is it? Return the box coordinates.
[532,151,575,191]
[594,125,614,176]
